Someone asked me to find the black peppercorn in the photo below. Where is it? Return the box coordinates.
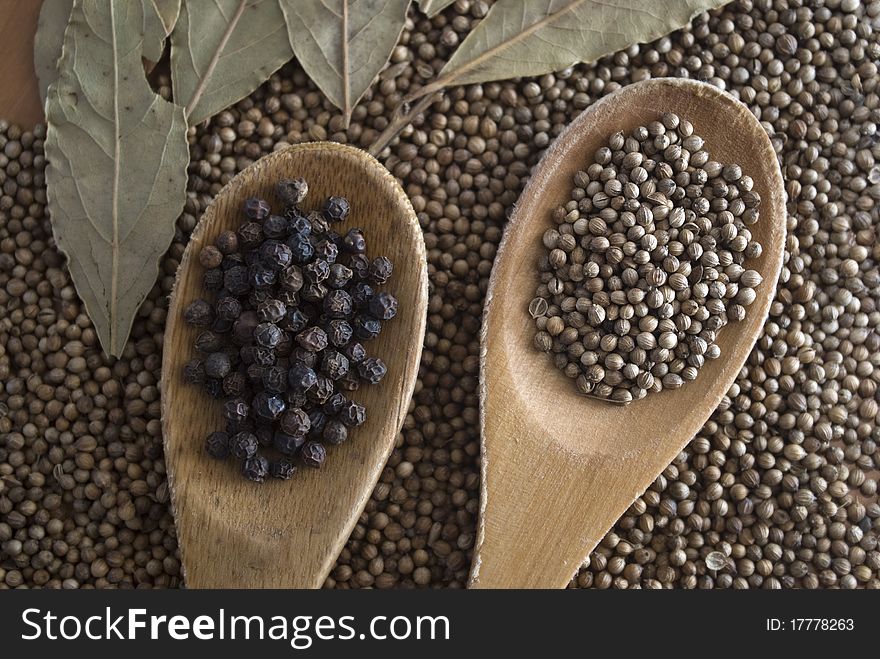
[238,221,263,248]
[247,289,271,309]
[242,455,269,483]
[203,378,224,398]
[308,409,327,438]
[246,364,267,383]
[216,296,243,322]
[252,391,286,421]
[279,265,304,291]
[255,423,274,447]
[327,263,353,289]
[212,318,233,334]
[304,259,330,283]
[358,357,387,384]
[205,431,230,459]
[368,292,398,321]
[260,240,293,270]
[349,281,374,308]
[287,215,311,236]
[343,228,366,254]
[223,397,250,423]
[343,342,366,363]
[262,214,288,239]
[222,371,247,397]
[243,197,271,221]
[339,400,366,427]
[321,350,350,380]
[224,265,251,296]
[216,230,239,254]
[183,358,206,384]
[203,268,224,290]
[247,346,277,367]
[348,254,370,280]
[314,239,338,263]
[226,420,255,439]
[232,310,259,344]
[301,441,327,468]
[322,392,347,416]
[353,315,381,340]
[276,332,293,357]
[253,322,282,349]
[261,366,287,393]
[195,330,224,354]
[291,346,318,368]
[276,177,309,206]
[249,263,277,289]
[230,431,258,459]
[284,389,308,409]
[200,245,224,269]
[256,298,285,324]
[324,195,350,222]
[279,407,311,437]
[286,233,314,264]
[204,351,232,379]
[326,230,343,249]
[308,375,335,404]
[323,420,348,445]
[243,248,261,267]
[326,319,353,348]
[288,362,318,391]
[301,282,328,303]
[222,252,245,269]
[338,369,360,392]
[184,299,215,326]
[309,210,330,235]
[274,431,305,456]
[369,256,393,284]
[270,459,297,480]
[297,326,328,352]
[184,177,398,485]
[281,307,309,333]
[323,290,353,319]
[276,290,299,308]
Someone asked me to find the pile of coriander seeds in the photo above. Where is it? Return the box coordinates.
[531,116,764,404]
[1,0,879,589]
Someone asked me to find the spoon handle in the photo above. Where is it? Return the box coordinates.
[469,414,675,588]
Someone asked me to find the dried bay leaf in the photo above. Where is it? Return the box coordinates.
[45,0,190,357]
[143,0,182,63]
[34,0,74,108]
[409,0,729,100]
[171,0,293,125]
[151,0,182,33]
[416,0,456,18]
[279,0,410,125]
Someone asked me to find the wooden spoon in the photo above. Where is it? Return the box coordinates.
[162,142,427,588]
[471,79,786,588]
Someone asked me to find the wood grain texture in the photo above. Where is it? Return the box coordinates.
[0,0,43,127]
[162,142,427,588]
[471,79,787,588]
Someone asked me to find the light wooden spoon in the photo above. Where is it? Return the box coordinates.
[471,79,786,588]
[162,142,427,588]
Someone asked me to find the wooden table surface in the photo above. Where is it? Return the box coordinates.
[0,0,45,128]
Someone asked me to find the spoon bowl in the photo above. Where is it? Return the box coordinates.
[472,79,786,588]
[162,142,427,588]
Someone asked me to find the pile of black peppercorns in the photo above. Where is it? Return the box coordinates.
[181,177,398,482]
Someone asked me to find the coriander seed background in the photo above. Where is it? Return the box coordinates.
[1,0,879,589]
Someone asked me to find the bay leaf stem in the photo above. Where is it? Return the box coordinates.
[184,0,247,120]
[342,0,351,127]
[368,91,439,157]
